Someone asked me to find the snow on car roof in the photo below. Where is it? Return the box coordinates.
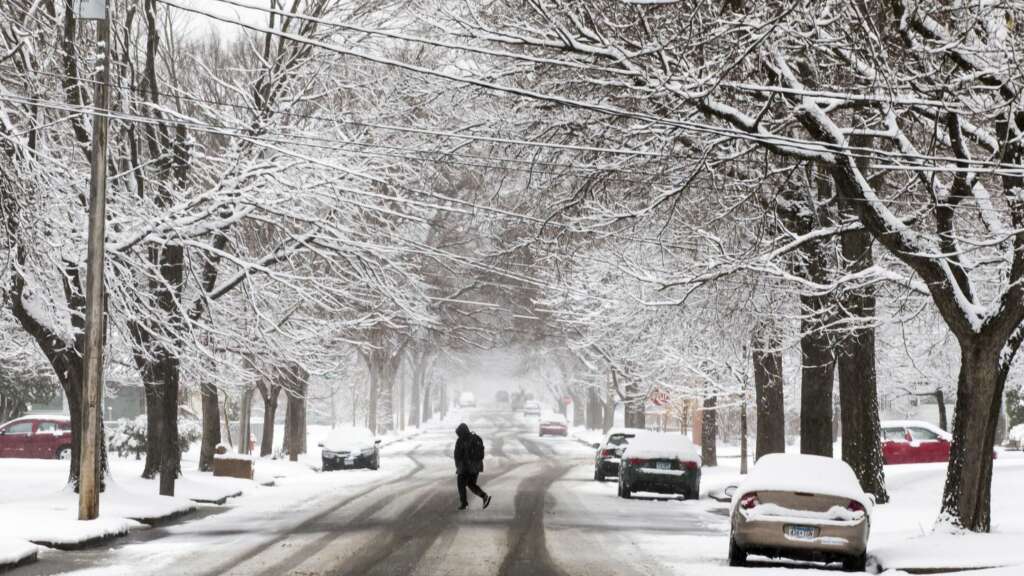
[323,426,375,451]
[734,453,870,510]
[1,415,71,428]
[540,413,567,423]
[881,420,952,438]
[622,432,700,464]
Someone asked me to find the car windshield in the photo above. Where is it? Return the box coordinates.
[606,434,635,447]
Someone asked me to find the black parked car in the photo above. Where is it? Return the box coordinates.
[320,426,381,471]
[592,428,647,481]
[617,432,701,499]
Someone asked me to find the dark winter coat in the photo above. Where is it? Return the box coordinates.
[454,423,484,475]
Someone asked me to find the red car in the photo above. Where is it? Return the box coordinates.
[0,416,73,460]
[881,420,954,464]
[539,414,568,437]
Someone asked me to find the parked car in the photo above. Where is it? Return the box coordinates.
[539,414,568,437]
[729,453,872,571]
[618,432,701,499]
[320,426,381,471]
[495,390,510,404]
[0,416,72,460]
[881,420,953,464]
[592,428,647,481]
[458,391,476,408]
[522,400,541,417]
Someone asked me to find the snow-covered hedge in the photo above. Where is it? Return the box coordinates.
[107,416,201,459]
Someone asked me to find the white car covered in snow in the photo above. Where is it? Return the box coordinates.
[729,453,873,571]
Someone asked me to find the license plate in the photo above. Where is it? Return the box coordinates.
[785,525,817,540]
[656,461,672,470]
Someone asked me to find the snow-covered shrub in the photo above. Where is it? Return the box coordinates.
[107,415,203,459]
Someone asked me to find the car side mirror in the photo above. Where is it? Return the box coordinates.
[317,441,323,448]
[591,443,600,449]
[375,439,382,444]
[724,485,738,498]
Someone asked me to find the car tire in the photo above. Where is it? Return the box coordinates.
[728,536,746,567]
[56,446,72,460]
[594,469,604,482]
[842,552,867,572]
[619,482,631,499]
[322,462,332,472]
[369,455,380,471]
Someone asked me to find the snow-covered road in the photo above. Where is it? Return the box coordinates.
[8,407,1024,576]
[6,407,726,576]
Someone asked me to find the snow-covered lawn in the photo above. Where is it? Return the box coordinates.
[0,425,424,553]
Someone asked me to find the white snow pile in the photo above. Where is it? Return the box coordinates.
[1009,424,1024,444]
[873,532,1024,571]
[0,537,37,567]
[322,426,376,453]
[732,453,871,511]
[745,502,865,523]
[621,432,701,464]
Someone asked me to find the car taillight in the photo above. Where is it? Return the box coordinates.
[740,492,759,509]
[627,458,644,466]
[600,449,614,457]
[681,460,699,471]
[847,500,865,513]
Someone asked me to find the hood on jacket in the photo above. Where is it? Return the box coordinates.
[456,423,470,437]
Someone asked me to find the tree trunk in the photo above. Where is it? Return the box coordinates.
[740,387,749,475]
[622,381,645,429]
[800,301,835,457]
[421,381,431,423]
[158,356,182,496]
[837,329,888,502]
[702,395,718,467]
[936,389,948,431]
[258,382,280,457]
[409,352,425,428]
[572,391,585,426]
[198,381,220,472]
[367,359,379,433]
[239,386,253,455]
[141,380,163,478]
[940,342,1008,531]
[753,323,785,460]
[284,366,307,462]
[222,392,233,448]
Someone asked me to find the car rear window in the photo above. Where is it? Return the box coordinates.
[882,427,906,441]
[909,427,940,441]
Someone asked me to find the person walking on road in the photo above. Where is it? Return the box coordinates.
[454,423,492,510]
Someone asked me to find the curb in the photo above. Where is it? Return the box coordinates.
[130,506,200,526]
[0,549,38,574]
[188,491,242,506]
[29,529,126,552]
[877,567,1001,575]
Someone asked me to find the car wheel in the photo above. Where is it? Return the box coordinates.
[370,456,380,470]
[842,552,867,572]
[56,446,72,461]
[594,469,604,482]
[728,536,746,567]
[619,481,631,499]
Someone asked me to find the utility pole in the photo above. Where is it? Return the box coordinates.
[77,0,110,522]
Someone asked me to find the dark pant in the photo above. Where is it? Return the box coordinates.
[458,473,487,505]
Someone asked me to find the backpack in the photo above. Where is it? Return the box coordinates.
[468,433,485,461]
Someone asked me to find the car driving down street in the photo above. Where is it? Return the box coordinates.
[538,413,568,436]
[617,432,701,499]
[321,426,381,471]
